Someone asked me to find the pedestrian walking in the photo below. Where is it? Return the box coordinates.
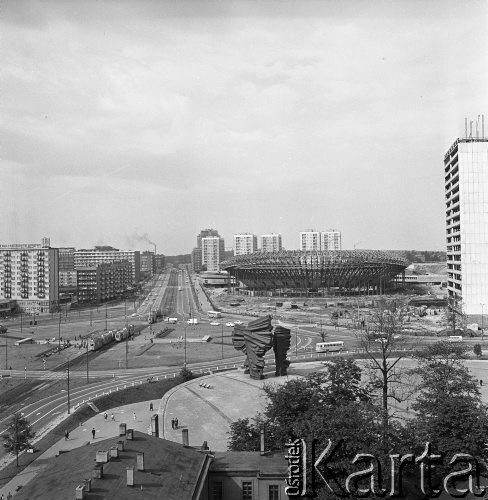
[480,379,483,386]
[174,417,178,430]
[104,412,108,420]
[111,413,115,421]
[171,418,175,429]
[65,430,69,440]
[91,428,96,439]
[149,402,153,412]
[133,412,136,421]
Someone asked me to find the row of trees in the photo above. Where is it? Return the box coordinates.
[228,300,488,498]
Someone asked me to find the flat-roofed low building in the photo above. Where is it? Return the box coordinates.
[0,299,16,317]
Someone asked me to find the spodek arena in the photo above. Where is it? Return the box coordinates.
[221,250,408,297]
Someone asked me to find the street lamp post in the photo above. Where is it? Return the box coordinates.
[221,323,224,359]
[295,328,298,358]
[86,343,89,384]
[184,323,187,367]
[67,358,71,414]
[58,313,62,352]
[481,304,485,342]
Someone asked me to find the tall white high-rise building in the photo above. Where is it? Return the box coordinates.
[444,134,488,315]
[233,234,257,256]
[260,234,282,253]
[201,236,224,272]
[321,230,342,250]
[299,230,321,251]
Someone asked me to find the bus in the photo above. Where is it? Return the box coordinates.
[207,311,222,319]
[448,335,463,343]
[315,341,345,353]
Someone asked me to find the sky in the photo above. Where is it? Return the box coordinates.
[1,0,487,255]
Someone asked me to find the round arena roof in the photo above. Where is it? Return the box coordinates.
[221,250,408,291]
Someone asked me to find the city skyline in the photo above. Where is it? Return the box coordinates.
[2,1,487,254]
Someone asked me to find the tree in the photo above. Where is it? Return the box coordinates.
[410,341,488,465]
[227,417,263,452]
[474,343,482,357]
[2,413,35,467]
[356,299,418,452]
[443,295,467,336]
[179,366,193,381]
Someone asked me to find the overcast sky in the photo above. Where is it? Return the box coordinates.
[1,0,487,254]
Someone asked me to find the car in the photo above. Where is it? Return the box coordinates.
[234,320,243,325]
[210,321,220,326]
[225,322,235,327]
[131,313,137,317]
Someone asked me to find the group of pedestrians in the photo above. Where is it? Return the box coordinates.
[171,417,179,430]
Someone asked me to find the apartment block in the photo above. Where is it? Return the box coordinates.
[321,230,342,250]
[233,233,258,256]
[260,234,282,253]
[0,240,59,313]
[77,261,132,304]
[75,248,140,283]
[201,236,225,272]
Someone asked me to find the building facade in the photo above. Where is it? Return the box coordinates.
[299,230,321,251]
[201,236,225,272]
[77,261,132,304]
[191,247,203,273]
[140,251,155,277]
[444,136,488,315]
[0,240,59,313]
[321,230,342,250]
[155,254,165,271]
[260,234,282,253]
[193,229,224,273]
[233,233,258,256]
[75,248,140,284]
[59,270,77,289]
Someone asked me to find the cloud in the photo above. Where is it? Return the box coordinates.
[1,1,486,253]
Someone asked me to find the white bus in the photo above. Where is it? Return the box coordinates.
[207,311,222,319]
[448,335,463,343]
[315,341,345,353]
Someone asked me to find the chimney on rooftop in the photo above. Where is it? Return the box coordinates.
[182,428,189,447]
[83,478,91,492]
[92,464,103,479]
[137,452,145,471]
[127,466,134,487]
[127,428,134,440]
[151,414,159,437]
[75,484,85,499]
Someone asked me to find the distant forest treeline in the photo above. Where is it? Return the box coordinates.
[389,250,446,263]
